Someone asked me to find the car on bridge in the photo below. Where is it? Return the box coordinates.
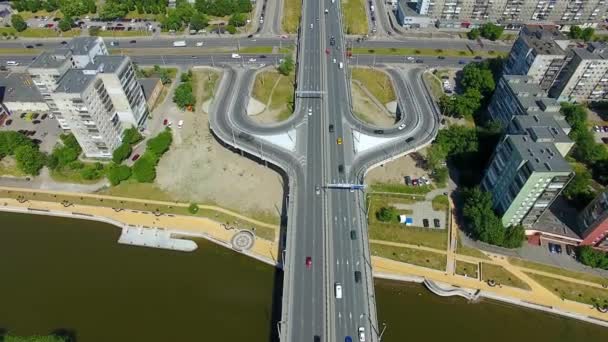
[337,137,342,144]
[345,337,352,342]
[358,327,365,342]
[305,256,312,269]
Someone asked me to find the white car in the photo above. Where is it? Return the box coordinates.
[335,283,342,299]
[249,58,257,62]
[398,123,406,130]
[358,327,365,342]
[333,58,336,63]
[406,56,414,61]
[196,42,204,47]
[231,53,241,59]
[178,120,184,128]
[308,108,312,116]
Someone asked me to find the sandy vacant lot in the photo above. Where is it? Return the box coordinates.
[156,69,284,218]
[365,151,429,184]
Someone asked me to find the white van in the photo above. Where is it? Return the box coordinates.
[335,283,343,299]
[339,62,344,69]
[6,61,19,66]
[231,53,241,59]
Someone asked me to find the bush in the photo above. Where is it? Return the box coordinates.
[132,152,157,182]
[80,162,105,180]
[58,17,73,32]
[173,82,195,109]
[112,142,132,164]
[188,203,199,214]
[467,28,480,40]
[68,161,84,170]
[577,246,608,269]
[376,206,398,222]
[122,127,143,145]
[229,13,247,27]
[107,164,132,185]
[479,23,503,41]
[0,131,33,157]
[225,24,236,34]
[11,14,27,32]
[278,55,294,76]
[147,129,173,156]
[180,70,193,83]
[14,145,46,175]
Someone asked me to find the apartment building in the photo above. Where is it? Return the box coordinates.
[504,25,571,90]
[413,0,608,28]
[480,131,573,227]
[549,42,608,102]
[578,191,608,251]
[487,75,571,133]
[50,56,148,158]
[28,37,108,129]
[507,115,574,156]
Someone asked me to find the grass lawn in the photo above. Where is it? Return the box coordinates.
[509,258,608,286]
[194,69,221,104]
[252,71,282,104]
[431,194,449,211]
[368,194,447,249]
[352,47,508,58]
[139,67,179,80]
[239,46,274,54]
[15,10,63,20]
[351,68,396,104]
[98,180,175,201]
[282,0,302,33]
[0,187,278,240]
[371,243,446,271]
[423,73,444,101]
[369,182,433,195]
[481,263,531,290]
[0,48,40,54]
[97,30,150,37]
[50,166,106,185]
[456,260,479,279]
[269,74,295,121]
[526,272,608,307]
[342,0,368,35]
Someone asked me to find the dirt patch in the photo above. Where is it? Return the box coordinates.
[155,69,283,218]
[365,151,429,184]
[352,82,395,127]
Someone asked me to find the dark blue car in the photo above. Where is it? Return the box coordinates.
[345,337,353,342]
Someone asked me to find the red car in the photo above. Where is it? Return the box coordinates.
[131,154,140,161]
[325,48,330,55]
[305,256,312,269]
[163,118,168,125]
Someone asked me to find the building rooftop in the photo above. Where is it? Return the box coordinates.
[55,69,95,93]
[0,72,43,102]
[29,51,71,69]
[571,43,608,60]
[67,37,101,55]
[510,115,572,144]
[139,78,161,101]
[83,55,127,73]
[503,75,562,116]
[509,134,572,173]
[520,25,568,56]
[534,196,584,240]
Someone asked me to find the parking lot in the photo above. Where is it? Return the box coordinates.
[0,111,61,153]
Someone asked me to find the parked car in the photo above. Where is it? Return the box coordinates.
[404,176,411,186]
[32,120,41,124]
[594,125,601,132]
[41,114,47,120]
[32,113,39,119]
[423,219,429,228]
[433,218,441,228]
[163,118,168,125]
[131,154,140,161]
[5,119,12,126]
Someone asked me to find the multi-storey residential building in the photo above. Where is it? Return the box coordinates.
[0,72,48,113]
[28,37,108,129]
[578,191,608,251]
[504,25,571,90]
[487,75,571,132]
[507,115,574,156]
[50,56,148,158]
[411,0,608,28]
[549,42,608,102]
[481,132,573,227]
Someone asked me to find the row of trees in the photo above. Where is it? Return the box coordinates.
[467,23,504,41]
[132,129,173,182]
[173,70,196,109]
[160,1,248,33]
[568,25,595,42]
[47,133,106,181]
[12,0,96,18]
[462,187,525,248]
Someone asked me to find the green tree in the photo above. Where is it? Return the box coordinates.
[11,14,27,32]
[577,246,608,269]
[112,143,132,164]
[581,27,595,42]
[173,83,195,109]
[229,13,247,27]
[188,203,199,214]
[225,24,236,34]
[431,167,448,185]
[439,88,482,118]
[14,145,46,175]
[0,131,33,157]
[278,55,294,76]
[563,167,596,209]
[146,130,173,156]
[107,164,132,185]
[569,25,583,39]
[180,70,193,82]
[122,127,143,145]
[80,162,105,180]
[462,187,505,246]
[503,224,525,248]
[58,17,73,32]
[189,12,209,31]
[461,63,496,95]
[467,28,480,40]
[479,23,504,41]
[376,206,398,222]
[132,152,157,182]
[99,0,129,20]
[163,9,184,31]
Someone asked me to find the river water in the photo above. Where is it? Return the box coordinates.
[0,212,607,342]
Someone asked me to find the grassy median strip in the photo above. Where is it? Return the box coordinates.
[371,243,447,271]
[96,30,150,37]
[342,0,368,35]
[456,260,479,279]
[367,194,447,250]
[369,182,433,195]
[352,47,507,58]
[526,272,608,306]
[510,258,608,286]
[282,0,302,33]
[351,67,396,104]
[481,263,530,290]
[423,73,444,101]
[0,188,277,241]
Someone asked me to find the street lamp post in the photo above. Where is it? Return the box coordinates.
[379,322,387,341]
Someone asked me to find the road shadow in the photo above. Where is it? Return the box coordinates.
[210,128,287,342]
